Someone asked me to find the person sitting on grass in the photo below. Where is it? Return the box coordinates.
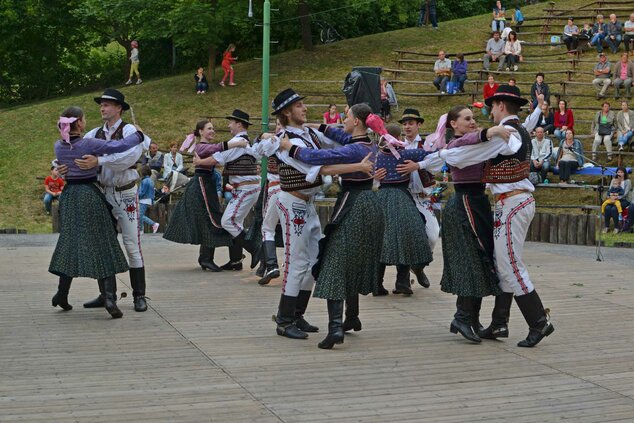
[433,50,452,94]
[530,72,550,110]
[503,30,521,71]
[43,165,64,215]
[555,129,583,184]
[194,67,209,94]
[617,101,634,150]
[451,53,468,93]
[530,127,553,183]
[591,101,616,162]
[553,100,575,141]
[602,185,625,234]
[536,102,555,134]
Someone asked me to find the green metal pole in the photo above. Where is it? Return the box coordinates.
[260,0,271,182]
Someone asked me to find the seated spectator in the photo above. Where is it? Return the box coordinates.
[194,67,208,94]
[553,100,574,141]
[482,74,499,117]
[592,52,612,99]
[501,26,512,41]
[483,31,506,71]
[503,31,521,71]
[163,141,185,180]
[143,142,164,175]
[530,72,550,109]
[602,185,625,233]
[138,165,160,233]
[450,53,468,93]
[555,129,583,184]
[433,50,452,94]
[512,5,524,33]
[589,15,608,53]
[612,53,633,99]
[624,13,634,54]
[530,127,553,183]
[591,101,617,161]
[613,166,632,206]
[579,23,593,46]
[43,166,64,214]
[536,102,555,134]
[617,101,634,150]
[507,78,517,86]
[563,17,580,53]
[606,14,623,54]
[491,1,506,33]
[323,104,342,124]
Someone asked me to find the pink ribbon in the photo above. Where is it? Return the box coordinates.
[180,133,196,153]
[365,113,406,159]
[57,117,78,146]
[423,114,447,152]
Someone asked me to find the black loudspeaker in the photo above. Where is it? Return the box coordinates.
[342,66,382,114]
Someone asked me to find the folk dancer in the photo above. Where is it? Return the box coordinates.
[77,89,152,313]
[277,103,382,349]
[50,106,146,318]
[163,120,248,270]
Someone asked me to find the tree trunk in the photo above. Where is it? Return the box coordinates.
[298,0,313,51]
[208,46,216,82]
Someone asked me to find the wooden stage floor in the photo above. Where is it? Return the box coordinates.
[1,235,634,422]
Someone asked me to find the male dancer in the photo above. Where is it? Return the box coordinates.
[399,109,439,288]
[427,86,554,347]
[212,110,261,270]
[77,88,151,313]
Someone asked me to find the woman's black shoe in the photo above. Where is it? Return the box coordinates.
[373,284,389,296]
[343,317,362,332]
[318,300,344,349]
[199,259,222,272]
[478,324,509,339]
[450,319,481,343]
[52,293,72,311]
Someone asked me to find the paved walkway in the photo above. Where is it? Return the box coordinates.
[1,235,634,422]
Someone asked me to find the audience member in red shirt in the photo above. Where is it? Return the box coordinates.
[553,99,575,141]
[482,74,499,118]
[43,166,65,214]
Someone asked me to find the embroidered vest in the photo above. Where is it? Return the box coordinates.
[278,129,323,191]
[481,120,531,184]
[95,121,138,170]
[267,155,279,175]
[222,135,258,176]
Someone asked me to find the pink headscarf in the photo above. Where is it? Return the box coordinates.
[423,114,448,152]
[57,117,78,147]
[180,133,196,153]
[365,113,406,159]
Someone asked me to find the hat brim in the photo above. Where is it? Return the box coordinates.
[226,115,252,126]
[484,94,529,107]
[94,96,130,111]
[398,117,424,124]
[271,95,305,115]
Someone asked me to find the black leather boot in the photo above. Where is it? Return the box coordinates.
[221,244,244,271]
[392,265,413,295]
[83,279,105,308]
[255,244,266,278]
[233,230,259,269]
[295,290,319,332]
[318,300,344,349]
[411,265,430,288]
[478,292,513,339]
[258,240,280,285]
[450,296,481,343]
[130,267,147,312]
[52,276,73,311]
[102,276,123,319]
[373,263,389,296]
[472,296,484,333]
[515,290,554,348]
[343,294,362,332]
[199,245,222,272]
[275,295,308,339]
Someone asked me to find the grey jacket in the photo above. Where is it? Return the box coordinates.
[591,110,616,135]
[611,60,634,80]
[616,110,634,135]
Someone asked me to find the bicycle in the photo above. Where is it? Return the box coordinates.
[314,20,344,44]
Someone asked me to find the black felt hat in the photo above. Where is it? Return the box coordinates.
[226,109,252,126]
[398,108,425,124]
[94,88,130,111]
[271,88,305,115]
[484,84,529,107]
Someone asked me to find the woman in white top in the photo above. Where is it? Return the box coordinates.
[163,141,185,180]
[504,31,522,71]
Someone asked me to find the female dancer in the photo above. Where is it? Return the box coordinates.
[162,119,247,270]
[420,107,511,343]
[277,103,384,349]
[49,106,145,318]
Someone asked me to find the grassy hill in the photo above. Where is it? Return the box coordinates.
[0,0,630,235]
